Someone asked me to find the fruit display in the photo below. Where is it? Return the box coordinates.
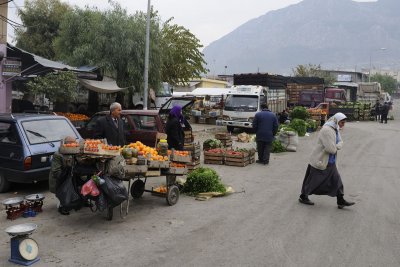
[153,185,167,193]
[170,162,186,168]
[100,144,121,156]
[84,139,104,153]
[126,141,169,161]
[171,150,192,163]
[59,140,80,154]
[56,112,90,121]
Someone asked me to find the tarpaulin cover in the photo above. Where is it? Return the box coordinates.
[79,77,129,94]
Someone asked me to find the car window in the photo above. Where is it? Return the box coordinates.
[128,115,157,131]
[86,115,102,130]
[0,122,19,144]
[22,118,78,145]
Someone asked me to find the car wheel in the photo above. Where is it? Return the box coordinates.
[0,171,11,193]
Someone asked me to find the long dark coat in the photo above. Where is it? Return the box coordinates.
[95,114,126,146]
[165,116,184,150]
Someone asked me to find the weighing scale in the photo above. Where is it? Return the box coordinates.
[5,223,40,266]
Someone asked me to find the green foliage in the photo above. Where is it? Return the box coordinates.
[203,139,223,149]
[290,106,310,120]
[289,118,307,137]
[160,19,208,85]
[370,74,398,95]
[306,119,318,131]
[183,167,226,195]
[292,64,336,86]
[271,139,286,153]
[15,0,73,60]
[26,71,78,103]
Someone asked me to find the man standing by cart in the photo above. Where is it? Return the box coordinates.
[95,102,126,146]
[252,103,279,165]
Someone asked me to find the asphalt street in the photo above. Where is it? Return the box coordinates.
[1,101,399,266]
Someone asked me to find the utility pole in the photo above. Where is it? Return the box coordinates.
[143,0,151,110]
[0,0,9,113]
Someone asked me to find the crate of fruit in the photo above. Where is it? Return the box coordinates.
[171,150,192,163]
[124,164,148,175]
[204,148,225,157]
[59,140,81,154]
[225,150,249,159]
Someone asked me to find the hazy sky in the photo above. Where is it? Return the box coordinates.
[8,0,376,47]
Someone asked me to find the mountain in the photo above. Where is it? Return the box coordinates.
[202,0,400,75]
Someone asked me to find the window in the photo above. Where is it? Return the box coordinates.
[224,95,258,111]
[22,119,78,145]
[128,115,157,131]
[86,115,102,130]
[0,122,19,144]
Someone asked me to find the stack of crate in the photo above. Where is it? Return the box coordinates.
[185,142,201,172]
[204,149,224,165]
[215,132,232,147]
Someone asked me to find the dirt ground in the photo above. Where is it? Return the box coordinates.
[1,101,400,267]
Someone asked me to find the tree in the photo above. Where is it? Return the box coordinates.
[160,19,208,85]
[292,64,336,85]
[26,71,78,112]
[15,0,73,60]
[370,73,398,95]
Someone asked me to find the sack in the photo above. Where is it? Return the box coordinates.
[56,175,82,209]
[104,155,126,179]
[96,193,108,212]
[100,175,128,207]
[278,130,299,152]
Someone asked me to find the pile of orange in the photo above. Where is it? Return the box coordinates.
[127,141,169,161]
[57,112,90,121]
[173,150,190,157]
[101,144,121,151]
[154,185,167,193]
[170,162,186,168]
[62,142,79,148]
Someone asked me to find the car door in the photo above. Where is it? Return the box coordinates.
[78,114,103,139]
[125,114,158,147]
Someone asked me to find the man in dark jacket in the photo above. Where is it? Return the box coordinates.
[95,102,126,146]
[253,103,279,165]
[380,102,390,124]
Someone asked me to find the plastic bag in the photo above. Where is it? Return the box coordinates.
[96,193,107,212]
[56,175,82,209]
[81,179,100,197]
[100,175,128,207]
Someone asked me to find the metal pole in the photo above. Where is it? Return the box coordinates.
[369,53,372,83]
[143,0,151,110]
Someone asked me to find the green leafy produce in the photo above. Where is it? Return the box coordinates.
[280,126,296,133]
[290,106,310,120]
[271,139,286,153]
[289,118,307,137]
[203,139,223,149]
[183,167,226,195]
[306,119,318,131]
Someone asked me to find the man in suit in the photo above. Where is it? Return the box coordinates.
[95,102,126,146]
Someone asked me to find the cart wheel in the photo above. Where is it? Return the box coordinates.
[106,207,113,221]
[131,179,145,199]
[166,185,180,206]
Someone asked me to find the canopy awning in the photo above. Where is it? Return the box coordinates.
[79,77,129,94]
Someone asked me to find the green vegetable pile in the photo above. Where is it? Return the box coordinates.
[290,106,310,120]
[306,119,318,131]
[203,139,223,149]
[271,139,286,153]
[289,118,307,137]
[183,167,226,195]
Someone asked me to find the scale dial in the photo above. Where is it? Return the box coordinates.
[19,238,39,261]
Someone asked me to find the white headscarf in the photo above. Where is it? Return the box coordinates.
[324,112,347,130]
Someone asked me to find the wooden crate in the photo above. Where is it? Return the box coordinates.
[171,154,192,163]
[168,167,188,175]
[145,169,161,177]
[204,159,224,165]
[124,164,148,175]
[215,133,231,140]
[225,151,249,159]
[148,160,170,169]
[224,160,249,167]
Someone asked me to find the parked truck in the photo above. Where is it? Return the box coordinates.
[357,82,390,104]
[221,85,286,132]
[299,87,347,107]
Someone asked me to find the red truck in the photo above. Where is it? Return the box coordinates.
[299,88,347,107]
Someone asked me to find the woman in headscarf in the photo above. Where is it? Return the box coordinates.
[165,105,186,150]
[299,112,355,209]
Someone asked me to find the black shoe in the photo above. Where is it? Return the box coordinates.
[263,161,269,165]
[299,196,314,205]
[337,199,355,209]
[58,207,70,215]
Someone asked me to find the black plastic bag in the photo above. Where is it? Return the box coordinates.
[100,175,128,207]
[56,174,82,210]
[96,193,108,212]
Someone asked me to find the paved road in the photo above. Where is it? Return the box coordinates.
[1,101,399,266]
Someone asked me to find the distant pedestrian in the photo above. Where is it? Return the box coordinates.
[299,112,355,209]
[95,102,126,146]
[253,103,279,165]
[278,109,289,124]
[380,102,389,124]
[373,100,381,122]
[166,105,191,150]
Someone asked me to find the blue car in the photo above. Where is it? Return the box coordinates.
[0,113,82,192]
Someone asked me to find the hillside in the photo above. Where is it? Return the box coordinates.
[202,0,400,75]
